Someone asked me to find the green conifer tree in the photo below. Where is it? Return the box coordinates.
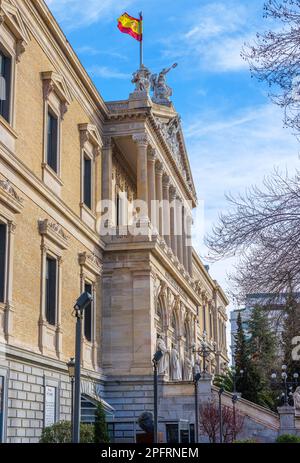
[94,401,110,443]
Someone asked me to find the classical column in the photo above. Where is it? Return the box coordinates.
[4,221,16,343]
[186,212,193,276]
[176,196,183,265]
[155,162,164,237]
[169,185,177,257]
[133,134,149,220]
[102,137,113,226]
[162,174,170,247]
[182,205,188,270]
[147,148,157,229]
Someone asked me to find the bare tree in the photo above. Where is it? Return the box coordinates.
[199,401,245,443]
[206,169,300,297]
[242,0,300,136]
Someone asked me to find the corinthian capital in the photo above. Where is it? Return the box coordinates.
[133,133,149,147]
[148,147,157,162]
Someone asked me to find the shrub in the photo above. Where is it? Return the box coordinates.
[94,402,110,443]
[276,434,300,443]
[40,421,95,443]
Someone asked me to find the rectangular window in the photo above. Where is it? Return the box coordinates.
[47,109,58,173]
[84,282,92,342]
[0,49,11,123]
[45,256,57,326]
[0,224,7,303]
[83,156,92,209]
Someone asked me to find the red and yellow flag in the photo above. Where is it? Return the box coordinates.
[117,12,142,42]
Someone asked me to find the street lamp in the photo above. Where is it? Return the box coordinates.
[232,393,239,441]
[270,365,299,406]
[72,291,93,443]
[193,370,201,443]
[192,332,216,375]
[152,350,163,444]
[67,357,75,438]
[218,387,224,443]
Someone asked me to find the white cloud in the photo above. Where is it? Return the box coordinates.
[188,103,300,293]
[45,0,134,29]
[160,1,262,73]
[87,65,129,79]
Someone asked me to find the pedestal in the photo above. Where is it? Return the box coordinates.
[278,405,296,436]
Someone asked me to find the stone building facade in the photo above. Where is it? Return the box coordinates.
[0,0,229,443]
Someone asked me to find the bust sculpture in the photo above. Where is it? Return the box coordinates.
[138,411,154,433]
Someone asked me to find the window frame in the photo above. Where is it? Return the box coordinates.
[83,153,92,210]
[46,107,59,174]
[0,35,15,130]
[0,222,7,304]
[45,254,58,326]
[0,47,12,124]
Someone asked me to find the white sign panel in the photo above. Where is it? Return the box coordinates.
[44,386,56,427]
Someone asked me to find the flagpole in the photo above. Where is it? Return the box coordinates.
[139,11,143,67]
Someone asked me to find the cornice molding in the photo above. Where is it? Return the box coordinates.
[0,177,24,214]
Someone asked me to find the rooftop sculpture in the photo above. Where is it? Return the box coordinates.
[131,63,178,106]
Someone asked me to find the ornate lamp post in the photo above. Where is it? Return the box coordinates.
[67,357,75,437]
[232,394,239,441]
[218,387,224,443]
[271,365,299,406]
[152,350,163,444]
[193,370,201,443]
[192,332,216,375]
[72,291,93,443]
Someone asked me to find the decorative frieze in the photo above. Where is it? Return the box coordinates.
[78,252,102,275]
[78,123,102,157]
[0,178,24,214]
[38,219,69,250]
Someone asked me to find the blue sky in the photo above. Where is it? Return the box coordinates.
[46,0,300,305]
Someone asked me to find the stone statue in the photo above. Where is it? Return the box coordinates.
[183,357,193,381]
[138,411,154,433]
[131,65,151,93]
[293,386,300,410]
[194,358,201,376]
[170,345,182,381]
[156,335,169,376]
[150,63,178,105]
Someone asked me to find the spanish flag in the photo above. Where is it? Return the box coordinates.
[117,13,142,42]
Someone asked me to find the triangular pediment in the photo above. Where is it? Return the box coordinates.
[152,111,197,200]
[0,0,30,44]
[41,71,73,104]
